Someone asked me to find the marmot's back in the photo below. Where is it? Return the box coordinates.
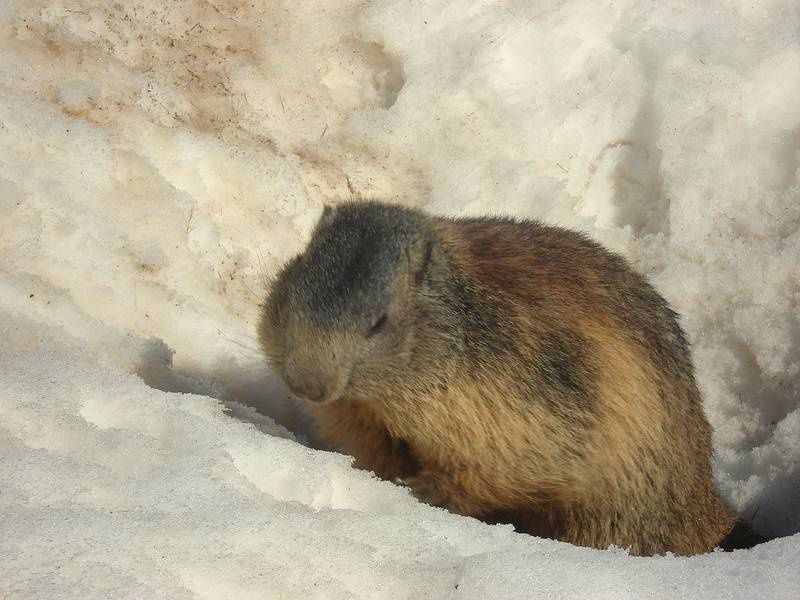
[446,216,693,378]
[259,201,738,555]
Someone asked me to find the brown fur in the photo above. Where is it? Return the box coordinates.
[259,202,738,556]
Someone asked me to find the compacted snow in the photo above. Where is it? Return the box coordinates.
[1,1,798,598]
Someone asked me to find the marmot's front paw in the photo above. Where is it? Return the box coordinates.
[398,471,451,509]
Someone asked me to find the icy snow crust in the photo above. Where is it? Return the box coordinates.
[0,0,798,598]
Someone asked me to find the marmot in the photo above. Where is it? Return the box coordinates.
[258,200,742,556]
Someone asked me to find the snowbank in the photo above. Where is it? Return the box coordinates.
[1,0,798,597]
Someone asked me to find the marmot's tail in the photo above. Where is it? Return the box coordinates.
[718,519,767,551]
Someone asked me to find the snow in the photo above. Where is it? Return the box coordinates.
[0,0,798,598]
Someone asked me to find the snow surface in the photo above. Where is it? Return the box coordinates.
[1,0,798,598]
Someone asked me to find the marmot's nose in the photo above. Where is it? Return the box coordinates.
[283,361,328,402]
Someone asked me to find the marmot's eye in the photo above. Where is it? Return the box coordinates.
[367,313,388,337]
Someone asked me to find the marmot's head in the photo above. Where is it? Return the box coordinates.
[259,201,435,404]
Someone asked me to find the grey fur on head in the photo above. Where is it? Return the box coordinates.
[273,201,432,331]
[260,201,439,404]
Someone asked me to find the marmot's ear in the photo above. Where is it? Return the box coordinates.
[318,204,336,227]
[406,236,435,286]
